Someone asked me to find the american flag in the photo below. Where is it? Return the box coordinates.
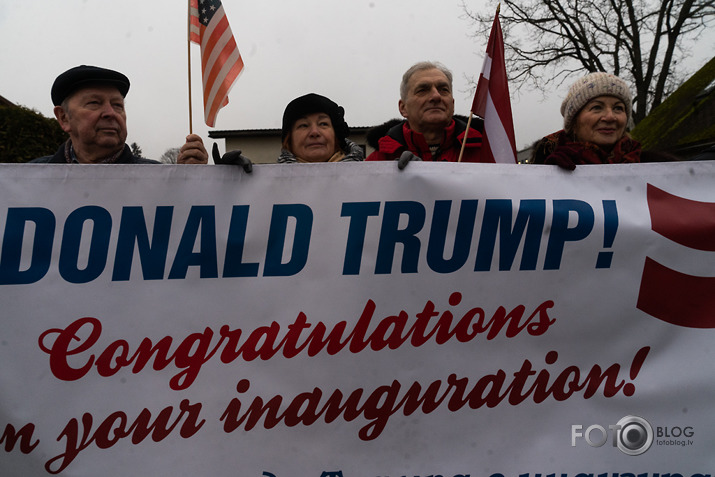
[189,0,244,127]
[471,8,517,164]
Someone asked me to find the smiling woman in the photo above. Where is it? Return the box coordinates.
[277,93,364,163]
[530,72,677,169]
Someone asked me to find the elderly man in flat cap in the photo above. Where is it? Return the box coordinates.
[31,65,208,164]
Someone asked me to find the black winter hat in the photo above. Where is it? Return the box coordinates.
[281,93,350,148]
[51,65,130,106]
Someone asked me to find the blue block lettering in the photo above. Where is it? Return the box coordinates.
[375,201,425,274]
[263,204,313,277]
[341,202,380,275]
[112,206,173,281]
[544,200,595,270]
[0,207,55,285]
[59,206,112,283]
[475,199,546,271]
[223,205,260,277]
[168,206,218,279]
[427,200,478,273]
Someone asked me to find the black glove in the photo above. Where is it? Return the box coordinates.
[212,143,253,173]
[397,150,422,170]
[546,145,578,171]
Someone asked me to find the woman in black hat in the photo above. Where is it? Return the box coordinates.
[277,93,364,163]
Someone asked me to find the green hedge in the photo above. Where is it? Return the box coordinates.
[0,105,68,163]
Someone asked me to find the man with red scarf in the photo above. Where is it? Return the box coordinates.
[366,61,489,168]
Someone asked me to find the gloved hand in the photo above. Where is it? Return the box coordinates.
[397,150,422,170]
[212,143,253,173]
[546,145,578,171]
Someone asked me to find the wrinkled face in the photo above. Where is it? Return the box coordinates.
[573,95,627,149]
[289,112,338,162]
[398,68,454,133]
[55,85,127,160]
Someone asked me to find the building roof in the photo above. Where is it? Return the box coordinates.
[209,128,281,139]
[631,56,715,158]
[209,125,373,139]
[0,94,16,107]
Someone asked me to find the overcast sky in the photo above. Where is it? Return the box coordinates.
[1,0,712,160]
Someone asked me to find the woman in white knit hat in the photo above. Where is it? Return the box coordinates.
[531,72,673,169]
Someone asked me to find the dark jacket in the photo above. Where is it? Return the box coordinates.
[30,142,159,164]
[365,117,488,163]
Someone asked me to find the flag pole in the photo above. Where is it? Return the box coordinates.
[457,115,473,163]
[187,0,194,134]
[459,3,501,163]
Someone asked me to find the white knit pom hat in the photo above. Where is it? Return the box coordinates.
[560,72,632,132]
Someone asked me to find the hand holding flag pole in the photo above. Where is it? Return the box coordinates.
[187,1,194,134]
[458,4,517,164]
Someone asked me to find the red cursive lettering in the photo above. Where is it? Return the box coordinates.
[37,293,556,391]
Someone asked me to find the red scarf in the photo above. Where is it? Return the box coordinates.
[535,130,642,166]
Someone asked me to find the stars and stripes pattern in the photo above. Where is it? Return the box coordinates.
[190,0,244,127]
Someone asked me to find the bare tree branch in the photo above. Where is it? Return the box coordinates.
[462,0,715,124]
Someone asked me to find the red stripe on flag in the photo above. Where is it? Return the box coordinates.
[205,55,243,126]
[647,184,715,251]
[637,257,715,328]
[200,15,229,71]
[201,23,232,99]
[189,0,200,43]
[472,75,489,119]
[203,40,240,109]
[189,1,243,127]
[470,9,516,164]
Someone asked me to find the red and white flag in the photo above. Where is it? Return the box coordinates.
[189,0,244,127]
[471,8,517,164]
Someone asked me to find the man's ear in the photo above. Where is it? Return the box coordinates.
[398,99,407,119]
[54,105,72,133]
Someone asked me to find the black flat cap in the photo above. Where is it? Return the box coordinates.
[51,65,130,106]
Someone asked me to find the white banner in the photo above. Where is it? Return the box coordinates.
[1,162,714,477]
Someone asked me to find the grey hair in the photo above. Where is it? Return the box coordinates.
[399,61,453,101]
[59,98,71,117]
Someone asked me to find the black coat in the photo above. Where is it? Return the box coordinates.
[30,142,159,164]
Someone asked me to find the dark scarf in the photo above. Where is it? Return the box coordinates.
[532,130,641,168]
[64,139,125,164]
